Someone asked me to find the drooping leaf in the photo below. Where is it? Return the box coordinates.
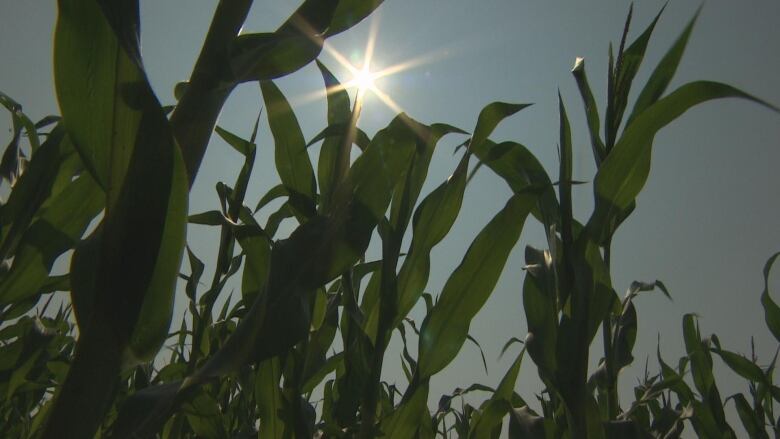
[470,102,531,151]
[470,139,559,226]
[307,122,371,151]
[255,184,290,213]
[711,348,767,385]
[230,0,383,82]
[588,81,778,244]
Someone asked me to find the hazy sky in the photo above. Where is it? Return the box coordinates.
[2,0,779,431]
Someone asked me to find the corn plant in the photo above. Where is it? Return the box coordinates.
[419,5,780,438]
[1,1,778,438]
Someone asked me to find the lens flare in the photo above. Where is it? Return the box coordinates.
[353,64,377,95]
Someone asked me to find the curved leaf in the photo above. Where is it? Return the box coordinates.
[0,174,102,306]
[589,81,778,244]
[418,193,535,378]
[628,8,700,124]
[261,80,317,219]
[46,1,188,436]
[760,252,780,343]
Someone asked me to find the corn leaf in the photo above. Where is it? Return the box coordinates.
[418,193,535,378]
[588,81,778,244]
[0,174,102,306]
[315,60,352,212]
[760,252,780,343]
[230,0,382,82]
[628,8,700,124]
[470,139,559,226]
[46,0,188,436]
[261,80,317,219]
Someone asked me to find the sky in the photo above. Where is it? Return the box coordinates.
[2,0,780,433]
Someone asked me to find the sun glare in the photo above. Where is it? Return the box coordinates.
[353,65,377,95]
[291,12,458,117]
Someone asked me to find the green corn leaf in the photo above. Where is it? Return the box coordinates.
[508,406,546,438]
[682,314,715,396]
[325,0,385,37]
[522,246,558,382]
[184,246,205,302]
[302,352,343,395]
[0,91,42,164]
[365,151,469,339]
[0,125,80,264]
[470,139,559,226]
[256,357,285,439]
[558,94,575,299]
[760,252,780,343]
[712,348,766,384]
[215,125,256,157]
[315,60,352,212]
[261,80,317,219]
[307,122,371,151]
[363,122,467,336]
[588,81,778,244]
[182,390,225,438]
[188,210,225,226]
[612,301,637,371]
[390,122,467,235]
[69,227,101,331]
[468,347,526,438]
[571,58,607,166]
[379,383,430,438]
[628,7,700,124]
[470,102,531,150]
[114,115,416,436]
[236,223,272,303]
[576,235,617,344]
[610,5,665,137]
[0,174,102,306]
[255,184,290,213]
[230,0,381,82]
[730,394,769,439]
[418,193,535,378]
[46,1,188,436]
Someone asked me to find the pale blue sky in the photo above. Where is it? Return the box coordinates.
[2,0,779,431]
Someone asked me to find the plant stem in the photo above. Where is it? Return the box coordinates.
[602,239,619,419]
[171,0,253,188]
[360,224,401,438]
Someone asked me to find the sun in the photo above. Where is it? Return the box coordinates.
[292,13,456,116]
[352,64,377,95]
